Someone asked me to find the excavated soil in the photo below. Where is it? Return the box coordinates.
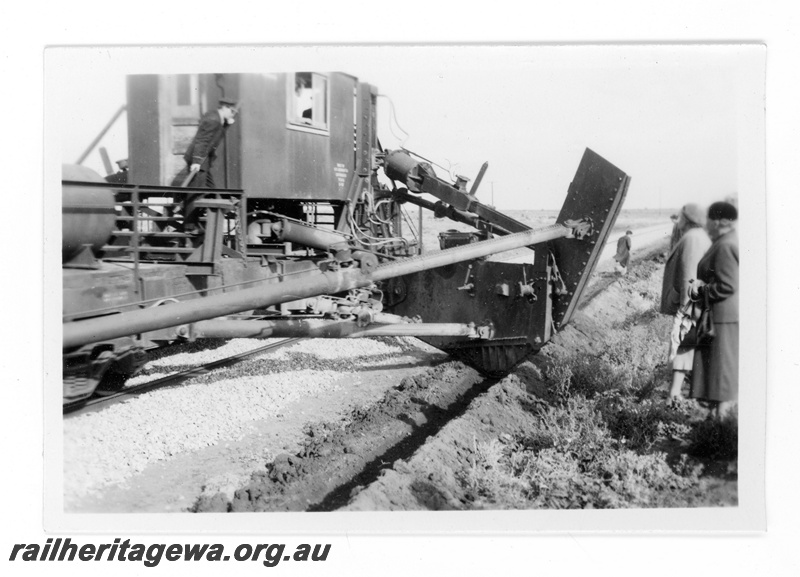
[218,362,487,512]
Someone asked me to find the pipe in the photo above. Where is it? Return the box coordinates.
[63,223,572,349]
[190,319,481,340]
[393,188,512,236]
[384,149,435,193]
[370,223,570,281]
[272,219,350,251]
[63,267,368,349]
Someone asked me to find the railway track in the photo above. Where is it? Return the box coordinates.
[63,338,301,417]
[196,359,491,512]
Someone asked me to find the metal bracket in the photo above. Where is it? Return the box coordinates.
[563,218,593,240]
[548,251,568,296]
[518,267,537,302]
[456,264,476,295]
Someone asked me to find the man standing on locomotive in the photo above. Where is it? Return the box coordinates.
[175,97,238,232]
[183,97,238,188]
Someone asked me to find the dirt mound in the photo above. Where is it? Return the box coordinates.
[194,362,487,512]
[345,375,543,510]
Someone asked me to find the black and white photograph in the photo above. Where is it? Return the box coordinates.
[44,44,765,533]
[4,4,798,574]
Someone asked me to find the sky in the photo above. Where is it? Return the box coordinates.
[54,45,764,210]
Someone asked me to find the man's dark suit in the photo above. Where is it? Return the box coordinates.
[183,110,225,189]
[172,109,228,232]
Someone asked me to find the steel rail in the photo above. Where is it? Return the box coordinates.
[191,319,484,340]
[63,338,300,416]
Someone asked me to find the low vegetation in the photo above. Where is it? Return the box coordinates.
[458,257,738,509]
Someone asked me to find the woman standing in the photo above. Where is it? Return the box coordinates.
[691,202,739,419]
[660,204,711,405]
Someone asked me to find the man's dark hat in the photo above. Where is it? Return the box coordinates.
[219,97,237,107]
[707,201,738,221]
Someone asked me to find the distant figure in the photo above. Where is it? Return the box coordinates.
[669,213,682,251]
[295,74,313,123]
[690,201,739,419]
[613,230,633,274]
[660,203,711,405]
[105,158,129,184]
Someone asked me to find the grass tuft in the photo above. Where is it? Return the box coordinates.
[688,413,738,460]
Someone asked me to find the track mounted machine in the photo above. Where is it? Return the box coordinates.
[62,72,630,404]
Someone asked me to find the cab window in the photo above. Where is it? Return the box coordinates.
[289,72,328,132]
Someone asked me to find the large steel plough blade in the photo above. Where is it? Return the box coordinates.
[384,149,630,377]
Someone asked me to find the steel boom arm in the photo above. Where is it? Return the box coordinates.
[63,223,574,349]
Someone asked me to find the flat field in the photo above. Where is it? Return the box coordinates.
[403,208,675,255]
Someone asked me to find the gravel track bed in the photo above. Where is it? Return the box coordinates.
[63,337,416,505]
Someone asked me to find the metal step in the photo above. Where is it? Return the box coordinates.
[101,245,196,255]
[112,231,188,238]
[116,216,181,222]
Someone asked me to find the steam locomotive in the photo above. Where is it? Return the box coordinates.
[62,72,630,404]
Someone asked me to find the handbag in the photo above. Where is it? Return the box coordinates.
[679,288,715,347]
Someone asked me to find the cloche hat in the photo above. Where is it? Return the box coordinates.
[681,203,706,226]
